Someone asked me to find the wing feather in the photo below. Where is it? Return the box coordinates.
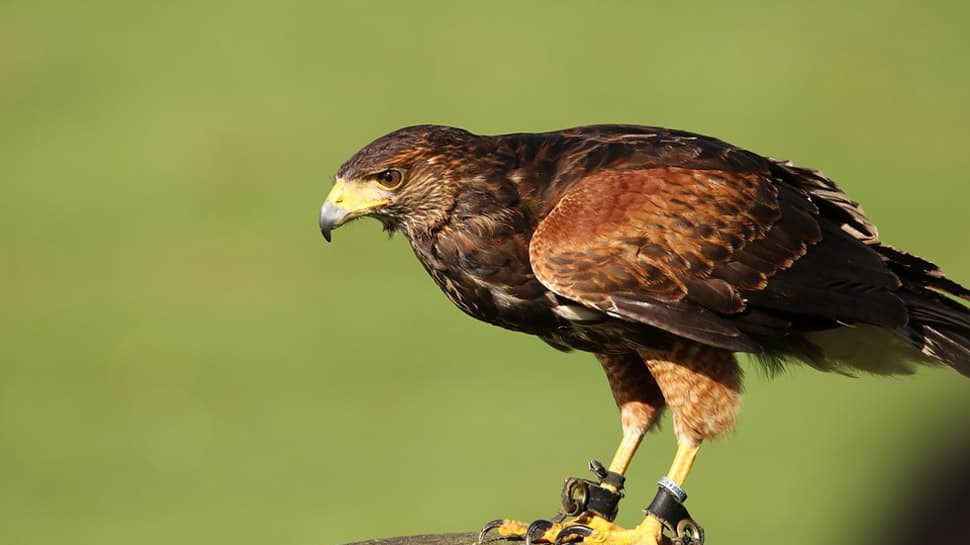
[528,167,809,351]
[528,166,913,352]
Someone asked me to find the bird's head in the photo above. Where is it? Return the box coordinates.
[319,125,479,242]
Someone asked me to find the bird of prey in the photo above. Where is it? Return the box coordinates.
[319,125,970,545]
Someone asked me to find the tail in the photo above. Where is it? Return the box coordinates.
[768,158,970,376]
[876,245,970,376]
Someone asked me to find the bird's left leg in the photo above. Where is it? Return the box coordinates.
[540,343,741,545]
[634,344,741,544]
[479,352,665,544]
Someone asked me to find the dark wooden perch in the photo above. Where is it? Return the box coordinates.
[343,532,677,545]
[344,534,481,545]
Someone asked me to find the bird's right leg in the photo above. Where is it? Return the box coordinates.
[478,353,665,544]
[597,352,667,476]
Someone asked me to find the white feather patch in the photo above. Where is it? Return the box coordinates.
[805,325,936,375]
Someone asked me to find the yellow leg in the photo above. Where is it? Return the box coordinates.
[484,442,701,545]
[487,428,645,541]
[483,353,666,544]
[636,442,701,540]
[607,427,645,476]
[665,442,700,486]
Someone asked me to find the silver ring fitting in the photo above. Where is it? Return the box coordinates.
[657,476,688,503]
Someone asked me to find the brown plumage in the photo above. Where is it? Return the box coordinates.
[319,124,970,543]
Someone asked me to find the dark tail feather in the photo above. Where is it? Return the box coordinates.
[921,324,970,376]
[876,244,970,300]
[879,245,970,376]
[899,289,970,376]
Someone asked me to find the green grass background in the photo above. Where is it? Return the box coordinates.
[2,1,969,544]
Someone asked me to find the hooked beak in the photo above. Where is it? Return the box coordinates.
[318,179,391,242]
[319,201,348,242]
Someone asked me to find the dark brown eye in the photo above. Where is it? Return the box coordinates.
[375,169,404,190]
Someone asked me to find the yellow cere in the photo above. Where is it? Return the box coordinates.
[325,178,391,213]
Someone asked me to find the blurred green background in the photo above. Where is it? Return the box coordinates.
[2,1,969,544]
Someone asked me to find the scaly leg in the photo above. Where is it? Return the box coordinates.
[600,351,667,476]
[479,353,665,544]
[525,342,742,545]
[634,442,701,542]
[643,344,740,542]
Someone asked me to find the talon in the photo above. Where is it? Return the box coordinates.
[554,524,594,545]
[553,525,593,545]
[478,519,509,544]
[525,520,554,545]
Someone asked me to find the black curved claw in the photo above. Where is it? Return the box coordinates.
[524,520,555,545]
[554,524,594,545]
[477,519,507,544]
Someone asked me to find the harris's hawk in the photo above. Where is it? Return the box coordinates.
[319,125,970,545]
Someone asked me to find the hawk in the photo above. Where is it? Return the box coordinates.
[319,125,970,545]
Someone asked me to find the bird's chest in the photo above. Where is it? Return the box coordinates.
[428,268,543,327]
[421,256,663,353]
[413,230,559,333]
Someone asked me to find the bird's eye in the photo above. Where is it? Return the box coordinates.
[375,169,404,190]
